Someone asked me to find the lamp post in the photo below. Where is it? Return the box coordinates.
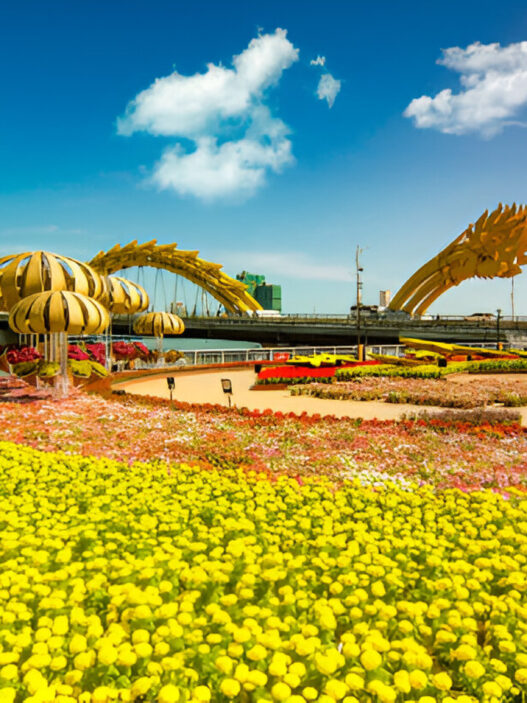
[496,308,502,350]
[356,246,364,361]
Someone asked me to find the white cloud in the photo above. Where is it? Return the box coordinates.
[404,41,527,137]
[316,73,341,108]
[151,132,294,200]
[217,250,352,282]
[118,29,299,200]
[310,55,326,67]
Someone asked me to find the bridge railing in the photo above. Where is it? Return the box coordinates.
[181,314,527,328]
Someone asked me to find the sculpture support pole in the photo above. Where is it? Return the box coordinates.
[52,332,69,398]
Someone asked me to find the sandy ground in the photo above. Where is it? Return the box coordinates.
[118,368,440,421]
[117,369,527,423]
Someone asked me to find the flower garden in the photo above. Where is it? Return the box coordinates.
[1,240,526,702]
[1,379,527,703]
[290,376,527,408]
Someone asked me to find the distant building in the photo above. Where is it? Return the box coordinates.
[379,290,391,308]
[236,271,282,312]
[171,301,187,316]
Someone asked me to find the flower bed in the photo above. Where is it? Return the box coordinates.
[292,376,527,409]
[1,441,527,702]
[0,392,526,491]
[257,361,379,384]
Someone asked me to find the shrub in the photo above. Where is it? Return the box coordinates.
[401,406,522,425]
[256,375,334,386]
[336,364,445,380]
[469,359,527,373]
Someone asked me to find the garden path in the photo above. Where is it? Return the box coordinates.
[118,368,527,422]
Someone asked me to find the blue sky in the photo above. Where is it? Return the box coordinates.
[2,0,527,314]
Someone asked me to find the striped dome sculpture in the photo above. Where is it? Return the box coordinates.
[0,272,6,313]
[0,254,19,312]
[104,276,149,314]
[8,291,109,335]
[0,251,105,310]
[133,312,185,338]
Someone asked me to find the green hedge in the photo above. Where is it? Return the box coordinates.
[255,375,334,386]
[468,359,527,373]
[335,364,445,380]
[334,360,524,380]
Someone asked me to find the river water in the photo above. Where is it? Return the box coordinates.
[128,337,262,351]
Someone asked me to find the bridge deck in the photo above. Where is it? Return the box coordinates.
[1,312,525,347]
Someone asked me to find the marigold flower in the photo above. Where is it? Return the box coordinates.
[325,678,349,700]
[482,681,502,697]
[0,665,18,681]
[409,670,428,689]
[271,682,291,701]
[0,688,16,703]
[360,649,382,671]
[393,670,411,693]
[220,679,241,698]
[464,660,485,679]
[247,644,267,661]
[157,685,180,703]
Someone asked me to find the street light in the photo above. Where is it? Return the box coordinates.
[496,309,502,350]
[356,246,364,361]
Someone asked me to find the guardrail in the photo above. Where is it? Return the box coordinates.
[180,314,527,328]
[132,344,406,369]
[130,340,505,370]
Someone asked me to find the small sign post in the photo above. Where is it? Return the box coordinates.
[221,378,233,407]
[166,376,175,405]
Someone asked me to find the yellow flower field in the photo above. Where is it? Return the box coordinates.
[1,440,526,703]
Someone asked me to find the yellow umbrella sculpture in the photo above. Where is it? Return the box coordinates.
[104,276,149,314]
[102,276,149,367]
[8,291,109,394]
[133,312,185,355]
[0,250,104,309]
[8,291,109,335]
[0,273,6,313]
[133,311,185,337]
[0,251,108,391]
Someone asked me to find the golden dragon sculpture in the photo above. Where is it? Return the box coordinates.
[389,203,527,316]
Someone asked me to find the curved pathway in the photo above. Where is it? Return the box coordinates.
[119,368,438,421]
